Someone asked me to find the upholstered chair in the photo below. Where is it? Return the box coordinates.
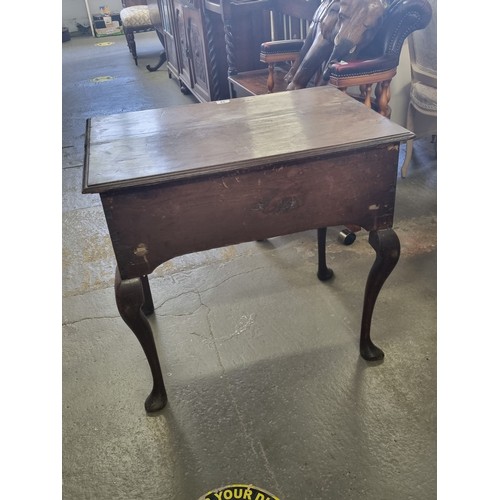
[120,0,156,65]
[400,0,437,178]
[260,0,432,120]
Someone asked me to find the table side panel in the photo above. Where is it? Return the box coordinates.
[101,145,399,280]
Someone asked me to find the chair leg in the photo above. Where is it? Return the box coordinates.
[267,63,275,93]
[359,83,373,108]
[375,79,392,118]
[125,28,138,65]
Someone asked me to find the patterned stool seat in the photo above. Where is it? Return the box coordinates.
[120,5,152,28]
[119,5,155,65]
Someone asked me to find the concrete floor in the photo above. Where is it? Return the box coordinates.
[62,31,437,499]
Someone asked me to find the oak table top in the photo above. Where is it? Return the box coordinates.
[83,85,411,192]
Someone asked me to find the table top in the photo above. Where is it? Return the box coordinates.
[83,86,413,193]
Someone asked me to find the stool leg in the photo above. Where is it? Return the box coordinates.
[140,275,155,316]
[359,229,400,361]
[125,29,138,65]
[147,28,167,72]
[146,51,167,72]
[115,267,167,412]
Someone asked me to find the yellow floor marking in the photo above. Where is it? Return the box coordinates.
[91,76,114,83]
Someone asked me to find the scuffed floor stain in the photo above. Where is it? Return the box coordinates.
[321,216,437,258]
[153,245,241,280]
[288,215,436,264]
[221,245,237,261]
[64,203,435,298]
[394,215,437,256]
[63,206,117,296]
[82,233,115,264]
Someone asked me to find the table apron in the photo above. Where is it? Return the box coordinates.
[101,145,399,280]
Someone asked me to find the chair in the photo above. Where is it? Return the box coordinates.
[400,0,436,178]
[324,0,432,118]
[260,0,433,120]
[119,0,156,65]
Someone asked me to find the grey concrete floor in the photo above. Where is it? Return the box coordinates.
[62,31,437,499]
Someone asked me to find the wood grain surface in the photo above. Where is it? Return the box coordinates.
[83,86,412,193]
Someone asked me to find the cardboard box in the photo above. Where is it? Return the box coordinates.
[92,13,123,37]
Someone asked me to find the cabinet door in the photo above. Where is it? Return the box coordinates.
[173,1,192,87]
[159,0,179,75]
[184,5,210,102]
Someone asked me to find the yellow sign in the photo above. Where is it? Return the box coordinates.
[199,484,280,500]
[91,76,114,83]
[95,42,115,46]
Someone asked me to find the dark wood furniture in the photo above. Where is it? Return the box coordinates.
[145,0,322,102]
[83,86,413,412]
[147,0,232,101]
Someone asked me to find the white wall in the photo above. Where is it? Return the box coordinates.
[62,0,123,32]
[387,41,411,127]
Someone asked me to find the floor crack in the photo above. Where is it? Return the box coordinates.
[197,291,281,495]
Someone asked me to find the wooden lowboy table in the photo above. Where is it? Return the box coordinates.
[83,86,413,412]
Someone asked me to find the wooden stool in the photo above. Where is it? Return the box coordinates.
[119,4,155,65]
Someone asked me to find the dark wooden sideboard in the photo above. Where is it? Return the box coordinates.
[147,0,321,102]
[147,0,225,101]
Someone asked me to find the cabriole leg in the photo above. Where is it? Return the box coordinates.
[115,268,168,412]
[317,227,334,281]
[360,229,400,360]
[140,275,154,316]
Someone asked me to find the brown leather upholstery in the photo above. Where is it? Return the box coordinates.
[325,0,433,81]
